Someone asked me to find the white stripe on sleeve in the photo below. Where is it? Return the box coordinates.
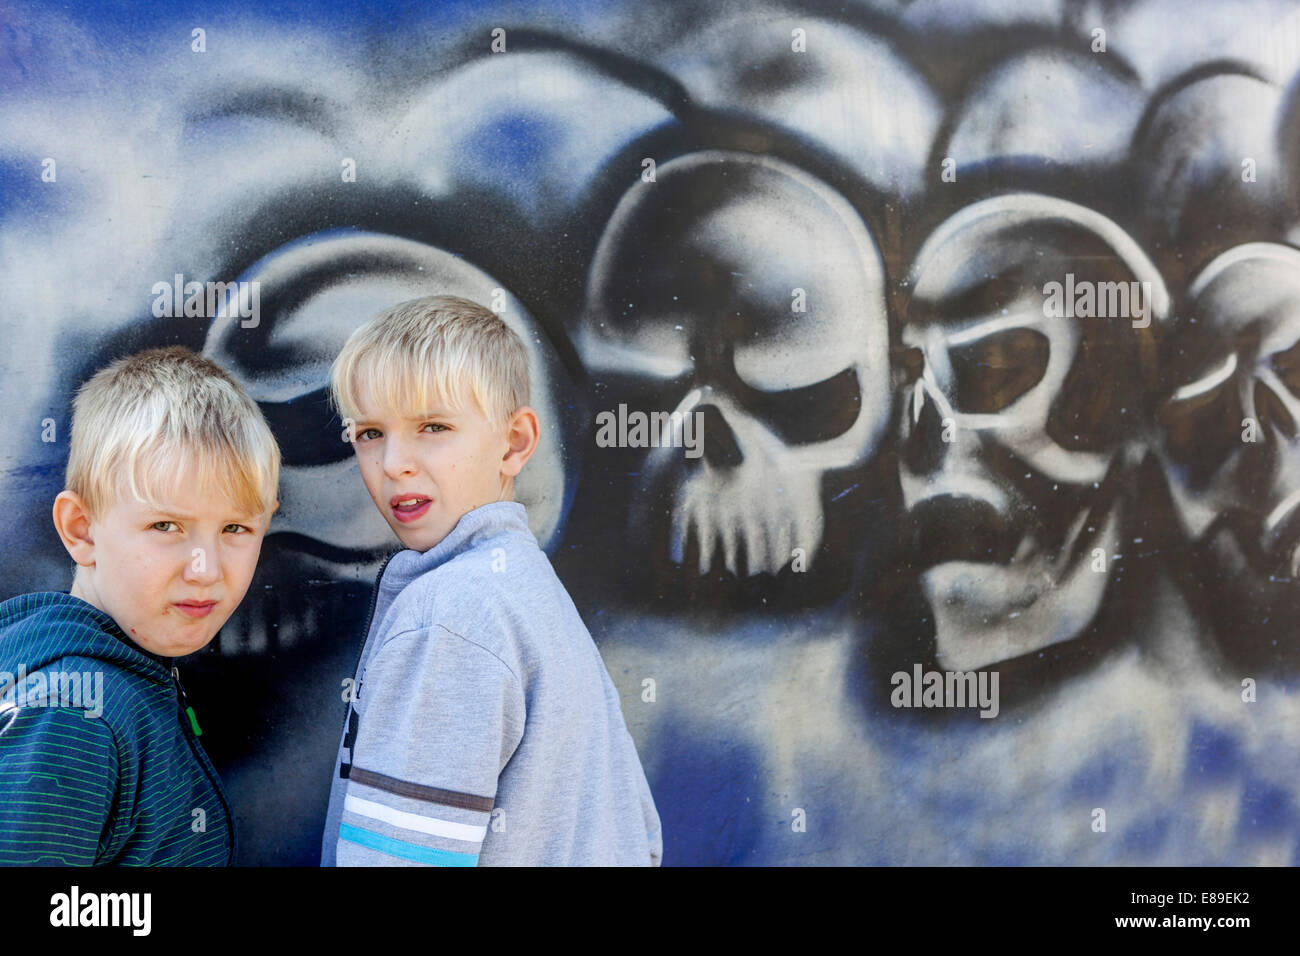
[344,793,488,844]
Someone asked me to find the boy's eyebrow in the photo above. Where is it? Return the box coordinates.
[145,509,258,522]
[353,410,458,425]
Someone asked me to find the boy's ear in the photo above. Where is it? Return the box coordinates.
[501,406,540,478]
[52,490,97,567]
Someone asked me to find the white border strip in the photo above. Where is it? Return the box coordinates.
[345,794,487,844]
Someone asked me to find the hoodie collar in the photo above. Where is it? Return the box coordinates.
[378,501,535,597]
[58,592,180,670]
[1,591,176,676]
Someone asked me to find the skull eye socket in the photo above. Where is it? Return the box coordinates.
[1157,354,1244,481]
[1255,379,1299,441]
[948,328,1050,414]
[743,365,864,446]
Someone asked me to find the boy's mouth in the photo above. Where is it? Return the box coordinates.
[174,600,218,619]
[390,494,433,523]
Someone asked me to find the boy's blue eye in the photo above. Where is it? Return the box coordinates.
[358,428,380,441]
[151,521,177,532]
[423,422,448,432]
[225,524,252,534]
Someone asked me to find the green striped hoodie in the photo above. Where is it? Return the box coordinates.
[0,592,234,865]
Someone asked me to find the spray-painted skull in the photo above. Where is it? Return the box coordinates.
[576,150,891,578]
[202,229,578,652]
[1154,242,1300,668]
[899,194,1168,671]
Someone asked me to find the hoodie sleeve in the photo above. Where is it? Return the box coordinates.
[0,703,120,865]
[334,624,525,867]
[634,749,663,867]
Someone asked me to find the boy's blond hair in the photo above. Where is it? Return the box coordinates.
[330,294,530,434]
[66,345,281,520]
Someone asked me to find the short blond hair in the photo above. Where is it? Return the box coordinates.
[66,346,281,520]
[330,295,530,433]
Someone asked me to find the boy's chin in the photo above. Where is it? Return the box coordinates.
[125,636,214,660]
[396,530,446,553]
[122,617,223,659]
[390,517,455,552]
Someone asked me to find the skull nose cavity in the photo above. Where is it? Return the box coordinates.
[696,403,744,468]
[899,346,925,384]
[902,383,948,476]
[1255,379,1299,441]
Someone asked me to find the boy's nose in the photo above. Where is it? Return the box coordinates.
[182,542,223,585]
[382,438,417,479]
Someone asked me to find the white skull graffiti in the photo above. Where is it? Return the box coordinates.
[899,194,1168,671]
[202,230,577,650]
[1154,242,1300,659]
[576,150,891,577]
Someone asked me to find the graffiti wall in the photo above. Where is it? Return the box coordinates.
[3,0,1299,864]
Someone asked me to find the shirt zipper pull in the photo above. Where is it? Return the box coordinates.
[171,665,203,737]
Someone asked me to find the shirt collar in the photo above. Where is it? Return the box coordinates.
[380,501,535,595]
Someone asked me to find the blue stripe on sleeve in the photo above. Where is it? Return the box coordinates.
[338,821,479,867]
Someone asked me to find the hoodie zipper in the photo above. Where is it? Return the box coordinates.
[171,663,237,864]
[353,550,399,680]
[358,548,397,655]
[172,665,202,736]
[337,550,399,783]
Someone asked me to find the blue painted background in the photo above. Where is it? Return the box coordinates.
[3,0,1300,865]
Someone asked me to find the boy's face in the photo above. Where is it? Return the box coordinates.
[62,474,276,658]
[350,390,511,552]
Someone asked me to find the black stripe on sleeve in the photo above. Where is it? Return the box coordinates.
[348,766,495,813]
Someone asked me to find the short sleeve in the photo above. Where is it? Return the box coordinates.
[0,702,120,866]
[335,625,525,867]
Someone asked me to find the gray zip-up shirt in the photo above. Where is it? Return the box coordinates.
[320,501,662,866]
